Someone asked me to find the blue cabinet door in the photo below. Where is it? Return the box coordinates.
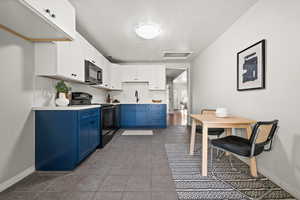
[149,104,167,128]
[78,117,91,161]
[121,104,136,127]
[35,111,78,171]
[120,104,167,128]
[136,105,149,127]
[35,108,100,171]
[89,115,100,150]
[78,108,100,162]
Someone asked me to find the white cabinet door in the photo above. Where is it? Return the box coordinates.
[94,51,104,68]
[137,66,151,81]
[21,0,53,21]
[149,65,166,90]
[102,58,110,88]
[56,38,84,81]
[110,64,122,90]
[121,65,153,82]
[56,42,75,80]
[50,0,76,39]
[69,33,84,81]
[17,0,76,40]
[122,66,138,82]
[35,33,85,82]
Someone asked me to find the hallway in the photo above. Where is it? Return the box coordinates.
[168,110,188,126]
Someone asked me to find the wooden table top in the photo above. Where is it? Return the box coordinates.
[190,114,256,125]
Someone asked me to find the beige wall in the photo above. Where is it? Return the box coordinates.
[0,30,35,186]
[0,29,107,190]
[191,0,300,198]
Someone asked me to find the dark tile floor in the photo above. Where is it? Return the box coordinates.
[0,126,190,200]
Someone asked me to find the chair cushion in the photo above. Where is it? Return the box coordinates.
[211,136,264,157]
[196,125,224,136]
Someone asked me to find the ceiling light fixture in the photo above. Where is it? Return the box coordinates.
[135,23,161,40]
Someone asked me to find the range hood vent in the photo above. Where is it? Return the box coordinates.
[163,51,192,60]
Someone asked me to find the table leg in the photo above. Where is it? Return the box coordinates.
[189,119,196,155]
[246,125,258,177]
[202,125,208,176]
[225,128,232,156]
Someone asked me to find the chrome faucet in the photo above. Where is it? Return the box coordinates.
[135,90,139,103]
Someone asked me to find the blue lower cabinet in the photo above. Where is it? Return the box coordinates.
[120,104,166,128]
[120,104,136,128]
[136,104,149,127]
[35,108,100,171]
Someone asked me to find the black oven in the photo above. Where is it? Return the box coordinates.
[85,60,103,85]
[100,104,119,147]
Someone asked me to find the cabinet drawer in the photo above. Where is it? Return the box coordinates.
[79,108,99,119]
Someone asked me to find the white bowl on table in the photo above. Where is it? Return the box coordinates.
[216,108,228,118]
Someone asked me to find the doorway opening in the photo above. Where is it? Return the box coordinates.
[166,68,188,126]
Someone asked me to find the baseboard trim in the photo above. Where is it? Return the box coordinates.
[236,156,300,199]
[0,166,35,192]
[258,166,300,199]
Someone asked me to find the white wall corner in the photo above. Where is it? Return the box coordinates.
[0,166,35,192]
[258,166,300,199]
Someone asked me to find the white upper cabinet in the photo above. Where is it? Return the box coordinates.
[102,58,111,88]
[0,0,75,41]
[121,66,138,82]
[148,65,166,90]
[121,65,166,90]
[110,64,123,90]
[35,32,84,82]
[122,66,151,82]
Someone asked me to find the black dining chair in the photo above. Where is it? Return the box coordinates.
[211,120,279,174]
[210,120,279,200]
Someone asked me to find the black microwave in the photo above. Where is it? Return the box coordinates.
[85,60,103,85]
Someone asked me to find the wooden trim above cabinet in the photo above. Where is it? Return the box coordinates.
[0,24,71,42]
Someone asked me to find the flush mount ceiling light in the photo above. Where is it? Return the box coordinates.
[135,23,161,40]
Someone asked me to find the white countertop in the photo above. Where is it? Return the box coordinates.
[94,102,166,105]
[32,105,101,111]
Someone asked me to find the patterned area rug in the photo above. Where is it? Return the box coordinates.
[165,144,295,200]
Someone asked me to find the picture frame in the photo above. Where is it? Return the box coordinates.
[237,40,265,91]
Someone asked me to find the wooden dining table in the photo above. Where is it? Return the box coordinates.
[189,114,257,177]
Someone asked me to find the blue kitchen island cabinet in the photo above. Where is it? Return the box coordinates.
[120,104,167,128]
[35,107,100,171]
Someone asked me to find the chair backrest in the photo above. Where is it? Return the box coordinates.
[201,109,216,115]
[249,120,279,147]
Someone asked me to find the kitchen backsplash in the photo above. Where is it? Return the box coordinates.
[110,82,166,104]
[33,78,166,106]
[33,77,107,107]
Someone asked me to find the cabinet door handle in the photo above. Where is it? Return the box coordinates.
[45,9,50,14]
[51,14,56,18]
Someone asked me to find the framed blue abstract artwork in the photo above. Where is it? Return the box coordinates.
[237,40,265,91]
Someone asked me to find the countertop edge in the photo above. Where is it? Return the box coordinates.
[32,105,101,111]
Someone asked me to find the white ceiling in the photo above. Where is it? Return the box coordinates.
[70,0,257,63]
